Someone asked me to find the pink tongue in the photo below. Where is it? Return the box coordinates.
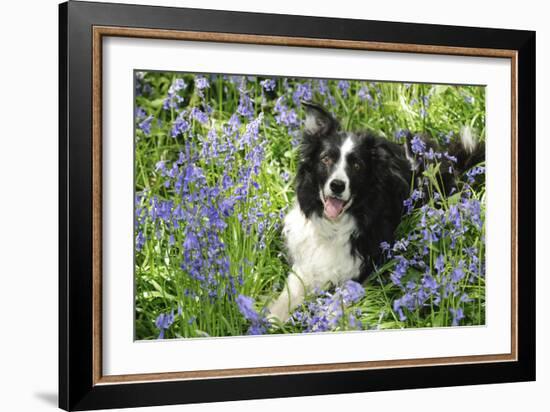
[324,197,345,219]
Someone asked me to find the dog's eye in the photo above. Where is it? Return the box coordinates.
[321,155,331,165]
[352,161,361,171]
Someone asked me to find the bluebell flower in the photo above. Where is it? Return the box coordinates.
[450,308,465,326]
[236,294,269,335]
[138,115,153,136]
[410,135,426,154]
[393,297,409,321]
[274,97,299,128]
[155,160,166,174]
[466,166,485,184]
[460,293,473,303]
[390,256,409,287]
[195,76,209,91]
[337,80,350,97]
[392,239,409,253]
[424,147,441,161]
[135,106,147,119]
[183,230,200,251]
[422,273,438,291]
[236,294,259,322]
[292,82,313,104]
[451,261,465,283]
[339,280,365,304]
[260,78,276,91]
[432,255,444,275]
[403,198,414,214]
[448,205,462,229]
[190,107,209,124]
[171,112,190,138]
[155,310,175,339]
[443,152,458,163]
[290,281,366,332]
[136,231,145,251]
[358,86,373,103]
[163,78,186,110]
[237,89,254,119]
[394,129,408,142]
[247,323,267,335]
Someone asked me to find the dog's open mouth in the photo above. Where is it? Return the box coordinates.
[323,195,351,219]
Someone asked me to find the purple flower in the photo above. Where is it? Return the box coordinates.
[410,135,426,154]
[155,310,175,339]
[339,280,365,304]
[291,281,366,332]
[171,112,190,138]
[450,308,465,326]
[195,76,209,91]
[260,79,276,91]
[236,294,260,322]
[451,261,465,282]
[422,273,438,291]
[358,86,372,103]
[444,152,458,163]
[393,295,411,321]
[237,90,254,119]
[393,239,409,253]
[424,147,441,161]
[337,80,350,97]
[292,82,313,105]
[280,170,290,182]
[274,97,299,128]
[135,107,147,119]
[247,324,267,335]
[163,78,186,110]
[390,256,409,287]
[236,294,269,335]
[380,241,391,255]
[136,231,145,251]
[435,254,445,274]
[190,107,209,124]
[448,205,462,229]
[155,160,167,173]
[138,115,153,136]
[394,129,408,142]
[183,230,200,251]
[466,166,485,184]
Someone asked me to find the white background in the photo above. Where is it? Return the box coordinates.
[0,0,546,411]
[103,37,511,375]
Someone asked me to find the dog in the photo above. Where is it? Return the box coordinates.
[267,102,484,323]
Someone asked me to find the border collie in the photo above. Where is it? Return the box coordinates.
[268,102,484,322]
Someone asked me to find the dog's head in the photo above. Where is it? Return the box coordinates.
[296,102,411,221]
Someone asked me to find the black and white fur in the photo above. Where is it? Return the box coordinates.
[268,102,484,322]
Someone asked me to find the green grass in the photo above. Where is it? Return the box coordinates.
[134,73,485,339]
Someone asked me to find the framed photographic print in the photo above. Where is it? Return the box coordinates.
[59,1,536,410]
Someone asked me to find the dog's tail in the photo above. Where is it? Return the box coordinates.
[403,126,485,194]
[448,125,485,175]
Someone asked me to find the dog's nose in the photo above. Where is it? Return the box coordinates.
[330,179,346,195]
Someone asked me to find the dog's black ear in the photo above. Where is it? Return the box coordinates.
[302,101,338,136]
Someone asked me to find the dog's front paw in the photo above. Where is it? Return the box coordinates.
[266,302,290,325]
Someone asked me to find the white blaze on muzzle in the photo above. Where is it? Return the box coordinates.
[322,135,355,219]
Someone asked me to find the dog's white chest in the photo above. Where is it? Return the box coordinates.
[283,203,362,288]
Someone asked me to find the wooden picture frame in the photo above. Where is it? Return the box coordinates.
[59,1,535,410]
